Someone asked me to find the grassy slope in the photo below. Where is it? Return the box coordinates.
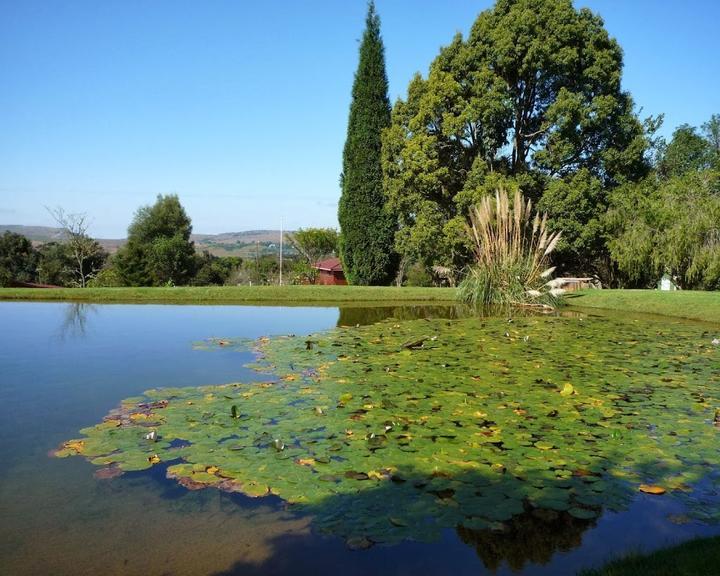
[568,289,720,324]
[578,536,720,576]
[0,285,457,304]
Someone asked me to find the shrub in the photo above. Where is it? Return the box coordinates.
[458,189,562,307]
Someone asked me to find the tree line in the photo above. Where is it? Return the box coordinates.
[339,0,719,289]
[0,194,339,288]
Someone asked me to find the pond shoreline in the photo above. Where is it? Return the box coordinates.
[0,286,718,324]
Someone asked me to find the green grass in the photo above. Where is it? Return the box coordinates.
[578,536,720,576]
[1,286,718,325]
[0,285,457,305]
[568,289,720,324]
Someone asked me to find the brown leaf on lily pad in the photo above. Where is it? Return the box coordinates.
[177,477,209,491]
[639,484,666,495]
[94,465,123,480]
[344,471,369,480]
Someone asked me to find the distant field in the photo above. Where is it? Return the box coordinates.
[1,225,293,257]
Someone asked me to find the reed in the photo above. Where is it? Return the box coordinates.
[458,188,562,306]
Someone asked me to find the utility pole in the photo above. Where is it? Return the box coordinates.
[279,217,283,286]
[255,240,260,284]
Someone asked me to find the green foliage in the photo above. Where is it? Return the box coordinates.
[0,231,37,286]
[87,265,124,287]
[659,124,717,178]
[55,313,720,547]
[607,170,720,289]
[286,228,338,264]
[458,189,562,306]
[403,262,434,287]
[579,536,720,576]
[338,1,398,285]
[115,194,196,286]
[45,208,108,287]
[383,0,650,277]
[36,242,74,286]
[191,252,242,286]
[288,259,317,285]
[538,170,608,276]
[702,114,720,157]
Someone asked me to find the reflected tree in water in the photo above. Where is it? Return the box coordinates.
[58,303,96,340]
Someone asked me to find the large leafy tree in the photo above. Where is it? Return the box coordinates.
[115,194,196,286]
[0,231,38,286]
[607,170,720,289]
[659,123,717,178]
[338,1,397,285]
[383,0,650,278]
[286,227,338,265]
[36,242,76,287]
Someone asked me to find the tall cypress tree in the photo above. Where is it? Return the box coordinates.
[338,1,397,285]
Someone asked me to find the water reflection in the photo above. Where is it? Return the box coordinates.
[457,510,592,571]
[57,302,96,340]
[2,302,719,576]
[336,304,469,326]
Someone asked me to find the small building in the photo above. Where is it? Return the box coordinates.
[312,257,347,285]
[658,274,678,291]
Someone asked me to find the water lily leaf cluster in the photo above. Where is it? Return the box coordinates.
[54,314,720,545]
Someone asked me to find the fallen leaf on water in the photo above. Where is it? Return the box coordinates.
[639,484,666,495]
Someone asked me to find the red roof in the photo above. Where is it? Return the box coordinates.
[313,257,343,272]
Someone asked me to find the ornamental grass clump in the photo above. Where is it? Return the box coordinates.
[458,188,562,307]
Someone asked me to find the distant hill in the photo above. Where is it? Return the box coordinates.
[0,225,295,258]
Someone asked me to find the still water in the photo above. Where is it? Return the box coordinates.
[0,302,718,576]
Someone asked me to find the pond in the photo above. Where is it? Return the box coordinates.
[1,301,719,576]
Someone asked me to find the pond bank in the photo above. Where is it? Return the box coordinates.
[579,535,720,576]
[568,289,720,324]
[0,285,457,304]
[1,286,718,325]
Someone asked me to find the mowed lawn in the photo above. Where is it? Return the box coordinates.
[0,286,718,325]
[568,289,720,324]
[0,285,458,304]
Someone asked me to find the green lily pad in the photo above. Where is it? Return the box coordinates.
[51,313,720,545]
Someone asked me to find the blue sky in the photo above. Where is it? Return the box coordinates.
[1,0,718,237]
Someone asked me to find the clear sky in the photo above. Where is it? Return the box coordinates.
[1,0,718,238]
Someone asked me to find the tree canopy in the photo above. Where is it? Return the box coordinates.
[338,1,398,285]
[286,227,338,265]
[607,170,720,289]
[114,194,196,286]
[383,0,650,279]
[0,231,38,286]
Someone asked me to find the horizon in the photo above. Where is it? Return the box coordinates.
[2,0,719,238]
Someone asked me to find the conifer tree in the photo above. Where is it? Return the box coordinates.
[338,1,397,285]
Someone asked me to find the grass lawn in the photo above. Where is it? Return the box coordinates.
[1,286,718,325]
[578,536,720,576]
[568,289,720,324]
[0,285,457,305]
